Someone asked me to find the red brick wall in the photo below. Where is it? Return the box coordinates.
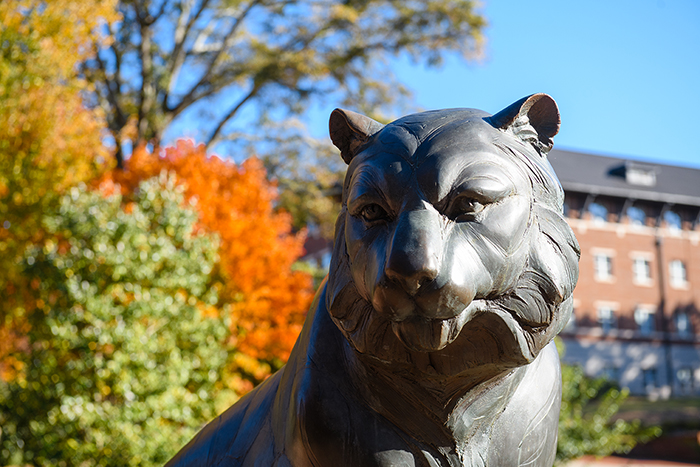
[568,218,700,335]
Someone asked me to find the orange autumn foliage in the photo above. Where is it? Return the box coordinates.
[104,140,314,362]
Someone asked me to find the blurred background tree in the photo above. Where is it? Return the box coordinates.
[0,176,229,467]
[0,0,118,380]
[81,0,486,234]
[102,141,314,390]
[83,0,486,166]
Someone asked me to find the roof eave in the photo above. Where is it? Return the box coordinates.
[561,182,700,207]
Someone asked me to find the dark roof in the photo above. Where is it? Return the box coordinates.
[548,149,700,206]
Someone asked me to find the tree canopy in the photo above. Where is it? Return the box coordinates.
[0,176,229,467]
[0,0,118,379]
[103,141,314,385]
[83,0,486,167]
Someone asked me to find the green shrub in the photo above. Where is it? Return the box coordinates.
[557,341,661,464]
[0,175,231,466]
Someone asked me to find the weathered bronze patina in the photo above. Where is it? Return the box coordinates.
[167,94,580,467]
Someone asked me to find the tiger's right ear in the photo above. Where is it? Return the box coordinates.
[486,93,560,157]
[329,109,384,164]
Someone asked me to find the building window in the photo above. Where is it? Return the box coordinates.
[598,306,616,333]
[634,306,656,336]
[632,256,652,284]
[676,312,692,338]
[664,210,682,230]
[627,206,646,226]
[669,260,688,288]
[626,166,656,186]
[643,368,657,389]
[589,202,608,223]
[677,367,694,394]
[594,253,613,281]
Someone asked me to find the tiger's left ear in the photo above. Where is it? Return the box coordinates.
[329,108,385,164]
[486,93,560,156]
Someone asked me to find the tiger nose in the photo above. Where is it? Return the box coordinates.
[385,209,441,295]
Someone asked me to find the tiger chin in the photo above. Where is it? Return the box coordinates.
[166,94,580,467]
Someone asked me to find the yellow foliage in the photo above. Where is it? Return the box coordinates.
[0,0,119,75]
[0,0,118,380]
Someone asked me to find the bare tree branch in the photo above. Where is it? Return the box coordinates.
[81,0,486,170]
[91,46,126,128]
[132,1,156,141]
[135,0,170,24]
[151,0,169,22]
[164,79,231,127]
[164,0,216,109]
[170,0,261,117]
[205,85,260,148]
[105,21,125,96]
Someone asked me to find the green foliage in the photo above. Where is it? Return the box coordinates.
[0,0,115,379]
[0,175,232,467]
[557,343,661,464]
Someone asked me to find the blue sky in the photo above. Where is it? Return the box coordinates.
[167,0,700,169]
[384,0,700,168]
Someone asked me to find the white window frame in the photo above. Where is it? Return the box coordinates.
[676,312,692,338]
[669,260,688,289]
[589,202,608,224]
[677,367,694,394]
[634,305,656,336]
[631,255,652,286]
[626,205,646,226]
[593,252,614,282]
[597,305,617,334]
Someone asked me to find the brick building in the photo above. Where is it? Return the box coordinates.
[549,149,700,398]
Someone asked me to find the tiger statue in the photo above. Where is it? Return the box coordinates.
[166,93,580,467]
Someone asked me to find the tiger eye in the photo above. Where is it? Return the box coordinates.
[361,204,389,222]
[451,197,482,220]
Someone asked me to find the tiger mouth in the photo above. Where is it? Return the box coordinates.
[390,302,480,352]
[388,299,540,360]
